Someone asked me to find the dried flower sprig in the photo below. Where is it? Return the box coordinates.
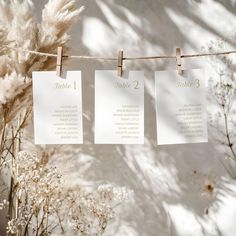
[1,151,130,236]
[0,0,83,128]
[204,38,236,177]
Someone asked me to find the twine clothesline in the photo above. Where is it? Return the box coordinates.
[2,45,236,61]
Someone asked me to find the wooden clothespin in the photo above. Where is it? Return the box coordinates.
[117,50,124,77]
[56,46,63,77]
[176,48,183,75]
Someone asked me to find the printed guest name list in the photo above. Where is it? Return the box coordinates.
[95,71,144,144]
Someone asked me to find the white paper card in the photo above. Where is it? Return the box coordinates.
[155,69,208,145]
[33,71,83,144]
[95,71,144,144]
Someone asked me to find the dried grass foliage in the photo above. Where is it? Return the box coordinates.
[0,0,83,128]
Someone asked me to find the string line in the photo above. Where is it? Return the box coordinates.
[2,46,236,61]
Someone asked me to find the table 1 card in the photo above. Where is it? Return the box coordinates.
[33,71,83,144]
[155,69,208,145]
[95,71,144,144]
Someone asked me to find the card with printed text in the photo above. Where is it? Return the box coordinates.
[155,69,208,145]
[95,70,144,144]
[33,71,83,144]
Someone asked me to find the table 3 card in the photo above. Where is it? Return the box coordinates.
[95,71,144,144]
[33,71,83,144]
[155,69,208,145]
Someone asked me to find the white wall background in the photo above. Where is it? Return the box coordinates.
[30,0,236,235]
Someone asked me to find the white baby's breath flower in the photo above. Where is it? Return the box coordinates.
[0,199,8,210]
[6,219,18,234]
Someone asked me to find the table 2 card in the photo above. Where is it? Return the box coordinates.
[155,69,208,145]
[33,71,83,144]
[95,71,144,144]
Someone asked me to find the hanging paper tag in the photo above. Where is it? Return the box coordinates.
[155,69,208,145]
[95,71,144,144]
[33,71,83,144]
